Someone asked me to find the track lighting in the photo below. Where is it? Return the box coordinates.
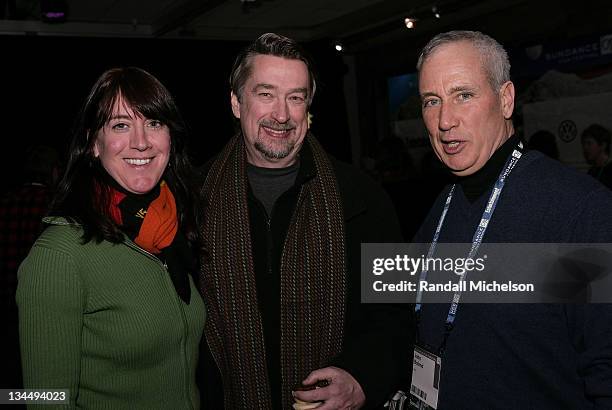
[404,18,417,29]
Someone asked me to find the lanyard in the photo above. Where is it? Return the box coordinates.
[415,141,524,353]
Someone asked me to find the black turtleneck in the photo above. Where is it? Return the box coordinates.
[246,160,300,217]
[457,134,522,203]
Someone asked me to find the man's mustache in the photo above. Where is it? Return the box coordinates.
[259,119,296,131]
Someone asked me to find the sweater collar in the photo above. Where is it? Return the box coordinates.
[456,134,521,203]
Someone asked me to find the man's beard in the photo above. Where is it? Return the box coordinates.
[254,138,294,159]
[255,119,297,159]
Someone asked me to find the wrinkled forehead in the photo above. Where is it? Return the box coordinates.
[246,54,311,92]
[419,42,493,94]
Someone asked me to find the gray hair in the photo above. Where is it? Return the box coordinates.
[416,30,511,91]
[229,32,317,106]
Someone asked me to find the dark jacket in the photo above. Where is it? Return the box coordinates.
[414,149,612,409]
[199,142,413,409]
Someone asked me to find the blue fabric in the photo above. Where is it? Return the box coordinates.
[414,150,612,409]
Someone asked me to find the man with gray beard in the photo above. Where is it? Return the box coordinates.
[198,33,411,410]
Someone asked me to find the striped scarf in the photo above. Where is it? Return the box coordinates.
[200,133,346,409]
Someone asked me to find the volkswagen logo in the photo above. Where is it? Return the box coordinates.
[558,120,577,142]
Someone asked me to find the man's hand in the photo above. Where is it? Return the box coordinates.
[293,366,366,409]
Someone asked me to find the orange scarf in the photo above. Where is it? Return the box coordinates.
[110,181,178,254]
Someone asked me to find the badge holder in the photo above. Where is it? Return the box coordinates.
[409,345,441,410]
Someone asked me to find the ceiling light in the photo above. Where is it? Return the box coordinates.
[334,42,343,52]
[432,6,441,19]
[404,18,417,29]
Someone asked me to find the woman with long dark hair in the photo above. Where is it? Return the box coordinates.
[17,67,205,409]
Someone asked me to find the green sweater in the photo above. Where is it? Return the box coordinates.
[16,218,206,409]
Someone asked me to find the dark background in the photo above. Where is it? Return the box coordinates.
[3,0,612,404]
[3,0,612,191]
[3,1,612,240]
[0,35,353,190]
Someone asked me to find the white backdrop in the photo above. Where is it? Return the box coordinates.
[522,92,612,171]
